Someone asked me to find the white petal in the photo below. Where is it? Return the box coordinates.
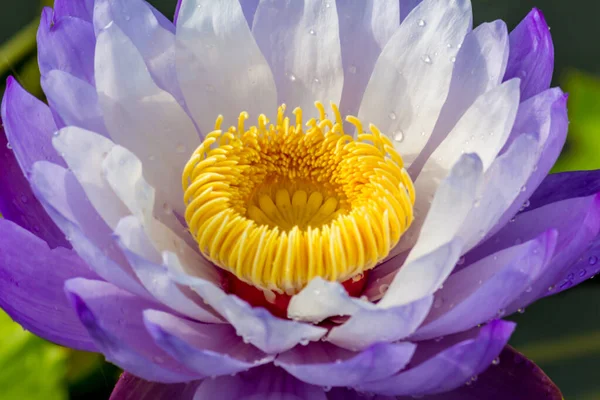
[93,0,184,102]
[336,0,399,117]
[381,154,482,306]
[409,20,509,174]
[41,70,108,136]
[176,0,277,133]
[115,216,223,323]
[326,295,432,351]
[358,0,472,163]
[287,278,376,323]
[168,253,327,354]
[52,127,127,229]
[253,0,343,119]
[460,134,539,251]
[95,22,199,216]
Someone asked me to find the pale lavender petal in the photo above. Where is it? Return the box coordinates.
[412,230,556,340]
[489,88,568,237]
[41,70,108,136]
[54,0,94,21]
[37,8,96,84]
[420,346,562,400]
[1,77,63,171]
[0,220,97,350]
[527,170,600,211]
[356,321,515,396]
[29,161,149,298]
[171,265,327,354]
[193,364,327,400]
[504,9,554,100]
[65,278,200,383]
[0,125,69,248]
[275,341,415,387]
[110,372,200,400]
[144,310,273,377]
[467,194,600,313]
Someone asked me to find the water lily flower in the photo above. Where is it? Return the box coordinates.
[1,0,596,398]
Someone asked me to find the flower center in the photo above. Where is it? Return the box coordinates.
[182,102,415,294]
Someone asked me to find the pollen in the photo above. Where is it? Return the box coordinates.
[182,102,415,294]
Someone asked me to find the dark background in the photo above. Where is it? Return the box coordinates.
[0,1,599,399]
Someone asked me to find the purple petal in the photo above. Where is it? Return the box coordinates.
[412,230,556,340]
[0,121,69,248]
[503,8,554,100]
[527,170,600,211]
[0,220,97,350]
[110,372,199,400]
[1,77,63,172]
[327,388,395,400]
[468,194,600,313]
[420,346,562,400]
[144,309,273,377]
[490,88,568,237]
[240,0,259,27]
[37,8,96,84]
[276,341,415,387]
[399,0,423,22]
[53,0,94,22]
[29,162,150,298]
[356,320,515,396]
[65,278,200,383]
[194,364,327,400]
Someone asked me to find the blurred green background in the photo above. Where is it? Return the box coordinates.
[0,1,599,399]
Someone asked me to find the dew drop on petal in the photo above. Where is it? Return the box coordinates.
[589,256,598,265]
[388,111,397,120]
[517,308,525,314]
[313,77,320,84]
[579,269,587,277]
[393,130,404,142]
[299,338,310,345]
[289,73,297,82]
[348,65,357,74]
[417,19,426,27]
[6,142,12,150]
[20,195,28,203]
[309,29,316,35]
[450,56,456,63]
[525,286,532,293]
[492,357,500,366]
[421,54,432,64]
[457,256,465,265]
[433,298,443,309]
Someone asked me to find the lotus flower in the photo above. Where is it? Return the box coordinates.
[1,0,596,398]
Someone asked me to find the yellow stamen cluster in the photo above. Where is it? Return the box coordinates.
[182,102,415,294]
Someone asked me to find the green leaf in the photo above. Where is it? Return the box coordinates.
[0,310,68,400]
[552,71,600,173]
[509,285,600,400]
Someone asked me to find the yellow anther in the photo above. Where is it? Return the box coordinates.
[182,103,415,293]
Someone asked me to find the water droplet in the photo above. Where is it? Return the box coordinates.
[417,19,426,27]
[162,203,173,215]
[325,2,331,8]
[299,338,310,345]
[492,357,500,366]
[388,111,397,120]
[420,131,426,137]
[450,56,456,63]
[471,375,478,382]
[547,285,555,292]
[447,43,453,48]
[352,273,364,283]
[589,256,598,265]
[323,386,332,392]
[525,286,532,293]
[579,269,587,277]
[457,256,466,265]
[473,199,480,208]
[6,142,12,150]
[520,186,527,193]
[313,77,320,84]
[457,43,463,49]
[433,298,443,308]
[20,195,27,203]
[517,308,525,314]
[309,29,316,35]
[124,15,131,21]
[496,308,506,318]
[393,130,404,142]
[421,54,432,64]
[176,144,186,153]
[378,284,390,295]
[65,235,71,241]
[348,65,357,74]
[289,73,297,82]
